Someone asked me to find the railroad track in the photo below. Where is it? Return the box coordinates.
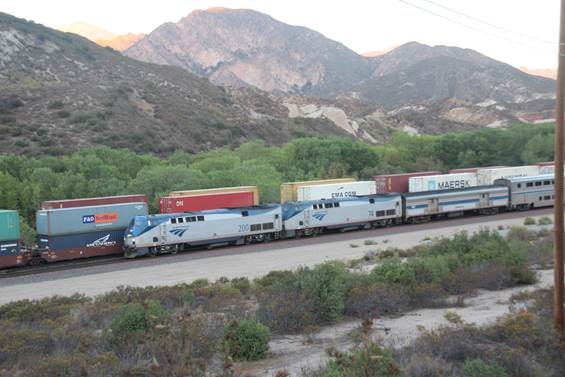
[0,255,127,279]
[0,207,554,281]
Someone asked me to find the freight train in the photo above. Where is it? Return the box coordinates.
[123,175,554,258]
[0,172,558,268]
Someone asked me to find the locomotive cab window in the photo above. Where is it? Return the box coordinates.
[177,217,184,223]
[188,217,196,222]
[242,211,248,217]
[171,218,177,224]
[334,202,340,207]
[197,216,204,221]
[369,199,375,204]
[324,203,334,208]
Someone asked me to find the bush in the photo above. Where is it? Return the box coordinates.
[222,319,270,361]
[538,216,553,225]
[524,217,536,226]
[462,359,508,377]
[108,300,167,343]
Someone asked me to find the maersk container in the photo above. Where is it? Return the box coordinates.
[296,181,377,201]
[280,178,356,203]
[36,202,148,236]
[160,191,257,213]
[169,186,259,203]
[41,194,148,210]
[0,210,20,242]
[38,229,125,262]
[476,166,540,185]
[374,171,441,193]
[409,173,478,192]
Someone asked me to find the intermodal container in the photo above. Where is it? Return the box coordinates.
[373,171,441,193]
[38,229,125,262]
[160,191,257,213]
[169,186,259,203]
[36,202,148,236]
[448,166,507,174]
[280,179,356,203]
[41,194,148,210]
[409,173,478,192]
[0,240,21,268]
[0,210,20,242]
[296,181,377,201]
[537,162,558,175]
[476,166,540,185]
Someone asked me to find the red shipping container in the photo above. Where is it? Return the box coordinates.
[41,195,148,210]
[160,192,256,213]
[373,171,441,193]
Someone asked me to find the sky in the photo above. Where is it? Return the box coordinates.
[1,0,560,69]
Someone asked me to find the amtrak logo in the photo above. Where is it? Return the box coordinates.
[170,228,188,237]
[86,234,116,248]
[312,212,327,221]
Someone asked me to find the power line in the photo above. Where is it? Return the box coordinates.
[397,0,556,55]
[421,0,555,45]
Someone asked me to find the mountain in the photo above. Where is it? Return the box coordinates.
[98,33,145,51]
[350,42,555,109]
[59,22,116,43]
[125,7,373,95]
[125,9,554,115]
[362,45,400,58]
[0,12,374,156]
[518,67,557,80]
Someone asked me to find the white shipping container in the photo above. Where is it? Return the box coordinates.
[477,166,540,185]
[409,173,478,192]
[296,181,376,201]
[539,165,555,175]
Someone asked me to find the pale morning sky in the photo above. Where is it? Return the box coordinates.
[1,0,560,69]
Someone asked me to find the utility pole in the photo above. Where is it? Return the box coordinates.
[555,0,565,335]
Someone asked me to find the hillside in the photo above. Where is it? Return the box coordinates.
[0,13,374,156]
[125,7,373,96]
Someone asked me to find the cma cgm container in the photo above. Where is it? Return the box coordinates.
[0,210,22,269]
[374,171,441,193]
[409,173,478,192]
[296,181,376,201]
[36,202,148,262]
[476,166,539,185]
[280,178,356,203]
[41,194,148,210]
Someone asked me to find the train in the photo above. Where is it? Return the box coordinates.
[0,173,558,268]
[122,174,554,258]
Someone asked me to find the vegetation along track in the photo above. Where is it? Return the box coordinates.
[0,207,553,282]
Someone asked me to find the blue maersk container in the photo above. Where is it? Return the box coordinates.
[36,203,148,261]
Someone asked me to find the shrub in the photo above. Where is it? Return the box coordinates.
[372,258,416,285]
[108,300,167,343]
[222,319,270,361]
[524,217,536,226]
[231,277,251,295]
[322,342,404,377]
[538,216,552,225]
[462,359,508,377]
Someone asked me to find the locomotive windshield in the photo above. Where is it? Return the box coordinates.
[126,216,150,237]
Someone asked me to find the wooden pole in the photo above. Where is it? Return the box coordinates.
[554,0,565,335]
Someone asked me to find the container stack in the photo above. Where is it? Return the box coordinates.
[280,178,356,203]
[0,210,21,268]
[160,186,260,213]
[36,196,148,262]
[41,194,148,209]
[409,173,478,192]
[373,172,441,193]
